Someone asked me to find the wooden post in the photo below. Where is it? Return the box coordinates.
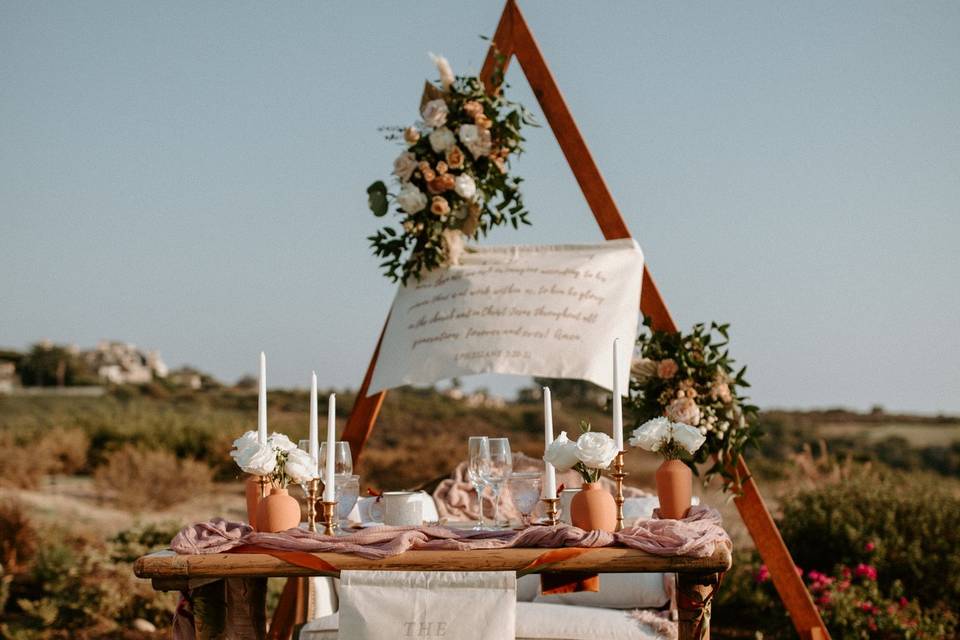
[341,1,831,638]
[225,578,267,640]
[677,572,721,640]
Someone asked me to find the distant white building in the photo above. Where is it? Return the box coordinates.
[0,361,17,394]
[82,341,168,385]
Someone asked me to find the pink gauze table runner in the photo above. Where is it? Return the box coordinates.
[171,505,731,560]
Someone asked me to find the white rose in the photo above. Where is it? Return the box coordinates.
[392,151,417,181]
[628,417,670,452]
[575,431,618,469]
[284,447,319,484]
[543,431,580,471]
[268,432,298,453]
[396,183,428,214]
[421,99,449,128]
[670,422,706,455]
[453,174,477,200]
[458,124,492,158]
[237,443,277,477]
[229,430,260,462]
[428,127,456,153]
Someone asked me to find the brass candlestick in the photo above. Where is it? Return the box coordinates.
[541,497,560,526]
[257,474,271,499]
[321,500,337,536]
[305,479,320,533]
[611,451,628,531]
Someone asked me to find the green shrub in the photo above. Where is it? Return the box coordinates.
[94,445,212,511]
[777,467,960,609]
[109,522,182,563]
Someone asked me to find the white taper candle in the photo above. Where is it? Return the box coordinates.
[309,371,319,470]
[543,386,557,500]
[613,338,624,451]
[323,393,336,501]
[257,352,268,445]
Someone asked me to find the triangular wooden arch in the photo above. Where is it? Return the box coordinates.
[342,2,829,637]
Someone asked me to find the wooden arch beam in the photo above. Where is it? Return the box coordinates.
[342,2,829,638]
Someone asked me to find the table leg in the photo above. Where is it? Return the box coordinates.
[225,577,268,640]
[192,580,226,640]
[676,572,720,640]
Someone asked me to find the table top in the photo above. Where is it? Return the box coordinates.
[135,546,732,581]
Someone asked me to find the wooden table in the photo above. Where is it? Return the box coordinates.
[136,546,732,640]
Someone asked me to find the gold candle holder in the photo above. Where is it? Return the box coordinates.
[305,479,320,533]
[321,500,337,536]
[541,497,560,526]
[611,450,628,531]
[257,474,271,499]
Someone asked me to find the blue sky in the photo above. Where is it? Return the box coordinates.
[2,1,958,413]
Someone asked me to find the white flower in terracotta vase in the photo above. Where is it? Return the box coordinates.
[454,174,477,200]
[421,99,449,128]
[237,442,277,477]
[628,416,670,452]
[670,422,706,455]
[575,431,619,469]
[543,431,580,471]
[284,447,319,485]
[392,151,417,181]
[268,432,298,453]
[396,183,428,214]
[229,430,260,462]
[428,127,456,153]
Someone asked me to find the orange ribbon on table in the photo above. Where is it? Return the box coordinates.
[228,545,340,574]
[519,547,600,595]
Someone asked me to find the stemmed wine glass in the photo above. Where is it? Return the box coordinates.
[484,438,513,528]
[467,436,490,530]
[508,471,542,527]
[319,441,353,497]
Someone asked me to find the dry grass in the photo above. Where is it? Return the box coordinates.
[94,445,212,511]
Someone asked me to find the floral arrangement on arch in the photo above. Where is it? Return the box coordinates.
[628,317,760,492]
[543,420,619,484]
[366,53,537,284]
[230,431,318,488]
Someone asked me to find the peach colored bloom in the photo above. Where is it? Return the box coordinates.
[463,100,483,119]
[428,174,455,194]
[445,146,465,169]
[421,168,436,182]
[403,127,420,144]
[474,114,492,129]
[665,396,701,426]
[430,196,450,216]
[657,359,679,379]
[435,160,448,175]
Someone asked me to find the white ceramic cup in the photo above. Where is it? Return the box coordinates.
[383,491,423,526]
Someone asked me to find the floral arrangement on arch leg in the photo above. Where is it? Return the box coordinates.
[230,431,319,488]
[366,52,537,284]
[628,316,761,493]
[542,421,619,483]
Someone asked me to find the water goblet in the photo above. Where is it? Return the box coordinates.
[508,471,542,527]
[319,441,353,476]
[484,438,513,528]
[467,436,490,530]
[334,474,360,530]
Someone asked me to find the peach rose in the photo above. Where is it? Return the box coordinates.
[430,196,450,216]
[403,127,420,144]
[665,396,701,426]
[445,146,465,169]
[463,100,483,119]
[474,114,492,129]
[421,167,436,182]
[435,161,448,175]
[657,359,678,379]
[428,173,455,194]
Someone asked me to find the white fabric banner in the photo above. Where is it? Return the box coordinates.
[368,239,644,396]
[338,570,516,640]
